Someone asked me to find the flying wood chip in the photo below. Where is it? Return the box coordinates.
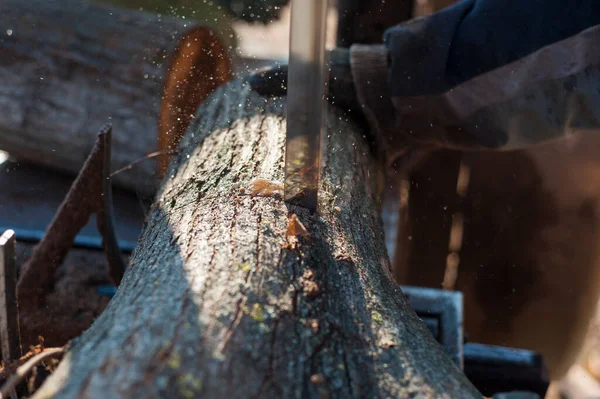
[286,214,310,238]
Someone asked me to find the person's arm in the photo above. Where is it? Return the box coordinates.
[351,0,600,161]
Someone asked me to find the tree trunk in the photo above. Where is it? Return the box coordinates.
[32,79,481,398]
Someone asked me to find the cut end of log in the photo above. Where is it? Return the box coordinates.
[157,26,233,178]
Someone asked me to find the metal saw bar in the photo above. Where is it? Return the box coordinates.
[284,0,328,212]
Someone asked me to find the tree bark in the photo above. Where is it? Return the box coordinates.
[32,78,481,398]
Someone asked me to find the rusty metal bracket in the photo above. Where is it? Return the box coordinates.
[17,124,127,312]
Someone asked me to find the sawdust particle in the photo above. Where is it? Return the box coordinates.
[380,337,396,349]
[309,319,319,333]
[310,374,325,384]
[303,281,320,298]
[282,236,299,250]
[303,269,314,280]
[301,269,320,299]
[248,179,284,199]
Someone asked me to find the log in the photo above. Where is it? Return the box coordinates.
[0,0,180,195]
[0,0,265,196]
[31,78,481,397]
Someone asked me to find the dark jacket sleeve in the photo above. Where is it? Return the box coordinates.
[350,0,600,161]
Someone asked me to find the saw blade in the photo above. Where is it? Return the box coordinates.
[284,0,328,212]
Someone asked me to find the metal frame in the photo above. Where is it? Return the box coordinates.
[401,285,463,368]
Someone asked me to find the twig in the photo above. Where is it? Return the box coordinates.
[110,149,181,221]
[0,347,65,399]
[110,149,178,177]
[0,339,50,381]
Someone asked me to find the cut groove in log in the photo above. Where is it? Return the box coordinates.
[32,78,481,398]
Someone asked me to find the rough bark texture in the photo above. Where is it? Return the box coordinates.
[32,79,481,398]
